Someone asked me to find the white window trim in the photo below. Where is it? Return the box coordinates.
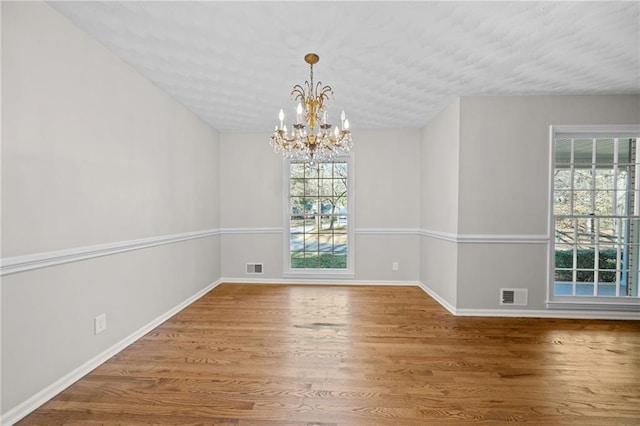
[282,155,355,279]
[547,125,640,310]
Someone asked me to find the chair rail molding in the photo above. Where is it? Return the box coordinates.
[1,229,221,276]
[420,229,549,244]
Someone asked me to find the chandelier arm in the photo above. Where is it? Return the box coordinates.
[272,130,299,144]
[291,85,306,103]
[317,83,332,95]
[317,85,333,105]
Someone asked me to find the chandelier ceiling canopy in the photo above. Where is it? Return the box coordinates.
[270,53,352,165]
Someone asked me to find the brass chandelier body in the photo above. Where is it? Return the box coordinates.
[270,53,352,164]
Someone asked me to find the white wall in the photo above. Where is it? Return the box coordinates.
[440,95,640,311]
[355,130,421,282]
[219,132,283,279]
[420,99,460,307]
[1,2,221,418]
[220,130,421,282]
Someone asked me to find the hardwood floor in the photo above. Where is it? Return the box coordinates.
[17,284,640,425]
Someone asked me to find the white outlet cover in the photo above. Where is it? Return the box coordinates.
[94,314,106,335]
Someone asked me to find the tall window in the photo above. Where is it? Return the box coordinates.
[286,159,352,274]
[552,133,639,299]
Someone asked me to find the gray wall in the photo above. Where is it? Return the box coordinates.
[420,95,640,312]
[220,130,422,282]
[1,2,221,416]
[456,95,640,310]
[420,99,461,309]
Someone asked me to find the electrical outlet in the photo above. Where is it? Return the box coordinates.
[392,261,399,271]
[94,313,106,335]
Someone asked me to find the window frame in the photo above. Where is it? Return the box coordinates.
[283,155,355,279]
[548,125,640,310]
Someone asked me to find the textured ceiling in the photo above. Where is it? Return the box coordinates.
[49,1,640,133]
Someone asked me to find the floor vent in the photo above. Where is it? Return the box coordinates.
[500,288,528,306]
[246,263,263,274]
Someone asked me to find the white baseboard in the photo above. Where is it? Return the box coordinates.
[454,308,640,320]
[416,281,457,315]
[417,281,639,320]
[1,279,223,426]
[220,276,420,286]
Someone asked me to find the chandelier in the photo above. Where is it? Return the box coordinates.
[270,53,352,164]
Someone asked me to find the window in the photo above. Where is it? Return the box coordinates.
[285,158,353,275]
[551,127,640,302]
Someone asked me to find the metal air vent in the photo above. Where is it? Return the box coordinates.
[500,288,528,306]
[246,263,263,274]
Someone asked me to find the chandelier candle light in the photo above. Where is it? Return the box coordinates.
[270,53,352,164]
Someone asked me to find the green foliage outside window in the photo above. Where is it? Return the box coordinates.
[555,249,620,282]
[291,253,347,269]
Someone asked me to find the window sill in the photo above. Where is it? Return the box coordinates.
[283,269,355,280]
[547,298,639,312]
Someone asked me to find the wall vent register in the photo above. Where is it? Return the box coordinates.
[500,288,528,306]
[246,263,263,274]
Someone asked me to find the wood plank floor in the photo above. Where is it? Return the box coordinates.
[17,284,640,425]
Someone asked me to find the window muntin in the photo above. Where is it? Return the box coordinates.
[288,160,350,271]
[552,137,639,298]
